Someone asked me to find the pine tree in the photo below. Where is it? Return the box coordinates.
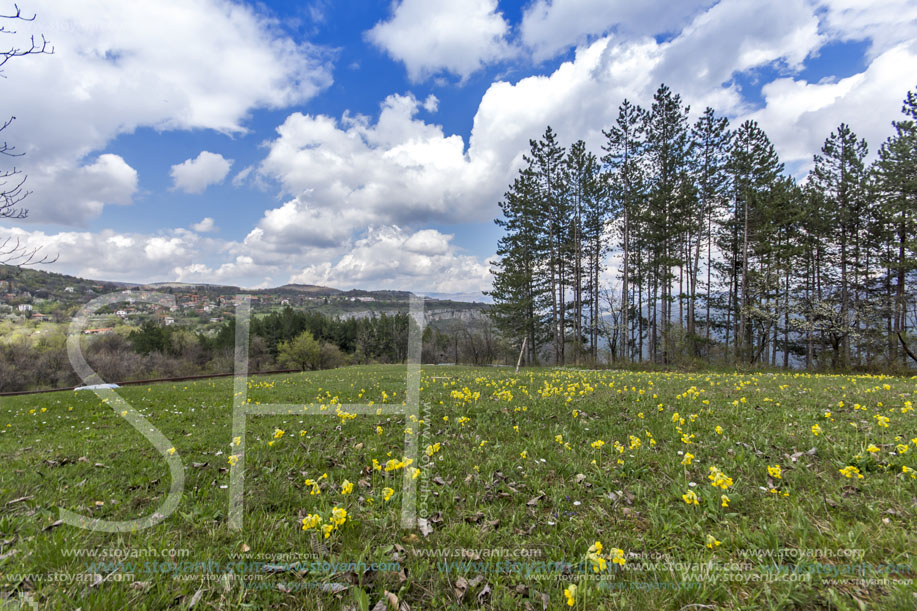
[690,107,731,356]
[566,140,604,364]
[487,167,549,365]
[602,99,646,362]
[529,127,569,364]
[811,123,869,368]
[645,85,692,364]
[726,120,783,363]
[873,87,917,364]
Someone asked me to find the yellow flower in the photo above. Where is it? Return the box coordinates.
[520,450,528,459]
[839,465,863,479]
[376,426,383,435]
[586,541,607,573]
[866,444,880,453]
[227,454,239,466]
[681,453,694,466]
[341,480,354,495]
[715,426,723,435]
[563,584,577,607]
[811,424,822,436]
[273,428,285,439]
[591,439,605,450]
[555,434,563,444]
[331,506,348,526]
[301,513,322,531]
[721,495,730,508]
[382,487,395,501]
[708,466,734,490]
[767,465,782,479]
[572,410,578,418]
[896,444,909,454]
[411,467,420,480]
[706,534,721,549]
[682,490,699,505]
[610,547,626,566]
[167,447,176,456]
[902,466,916,480]
[321,523,334,539]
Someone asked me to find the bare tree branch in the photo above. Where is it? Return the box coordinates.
[0,235,56,265]
[0,4,52,71]
[0,4,54,264]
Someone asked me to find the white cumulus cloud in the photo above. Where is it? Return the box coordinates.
[366,0,513,82]
[170,151,233,194]
[2,0,332,225]
[290,226,492,293]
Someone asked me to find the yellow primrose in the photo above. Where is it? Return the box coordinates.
[564,584,577,607]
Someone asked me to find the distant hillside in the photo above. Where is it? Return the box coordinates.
[0,265,488,321]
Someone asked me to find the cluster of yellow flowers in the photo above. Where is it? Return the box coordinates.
[708,466,734,490]
[563,584,577,606]
[839,465,863,479]
[301,506,348,539]
[384,457,414,472]
[304,473,328,495]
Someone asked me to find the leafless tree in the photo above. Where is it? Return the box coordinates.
[1,3,54,265]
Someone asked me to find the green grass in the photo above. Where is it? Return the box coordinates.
[1,365,916,609]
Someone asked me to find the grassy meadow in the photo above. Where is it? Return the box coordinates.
[1,365,916,609]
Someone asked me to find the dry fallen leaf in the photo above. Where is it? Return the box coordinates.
[454,576,469,601]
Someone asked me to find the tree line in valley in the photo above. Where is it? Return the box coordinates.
[0,306,512,392]
[488,83,917,371]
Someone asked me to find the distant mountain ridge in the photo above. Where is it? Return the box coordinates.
[0,264,489,309]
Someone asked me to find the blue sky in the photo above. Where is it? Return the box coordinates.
[1,0,915,297]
